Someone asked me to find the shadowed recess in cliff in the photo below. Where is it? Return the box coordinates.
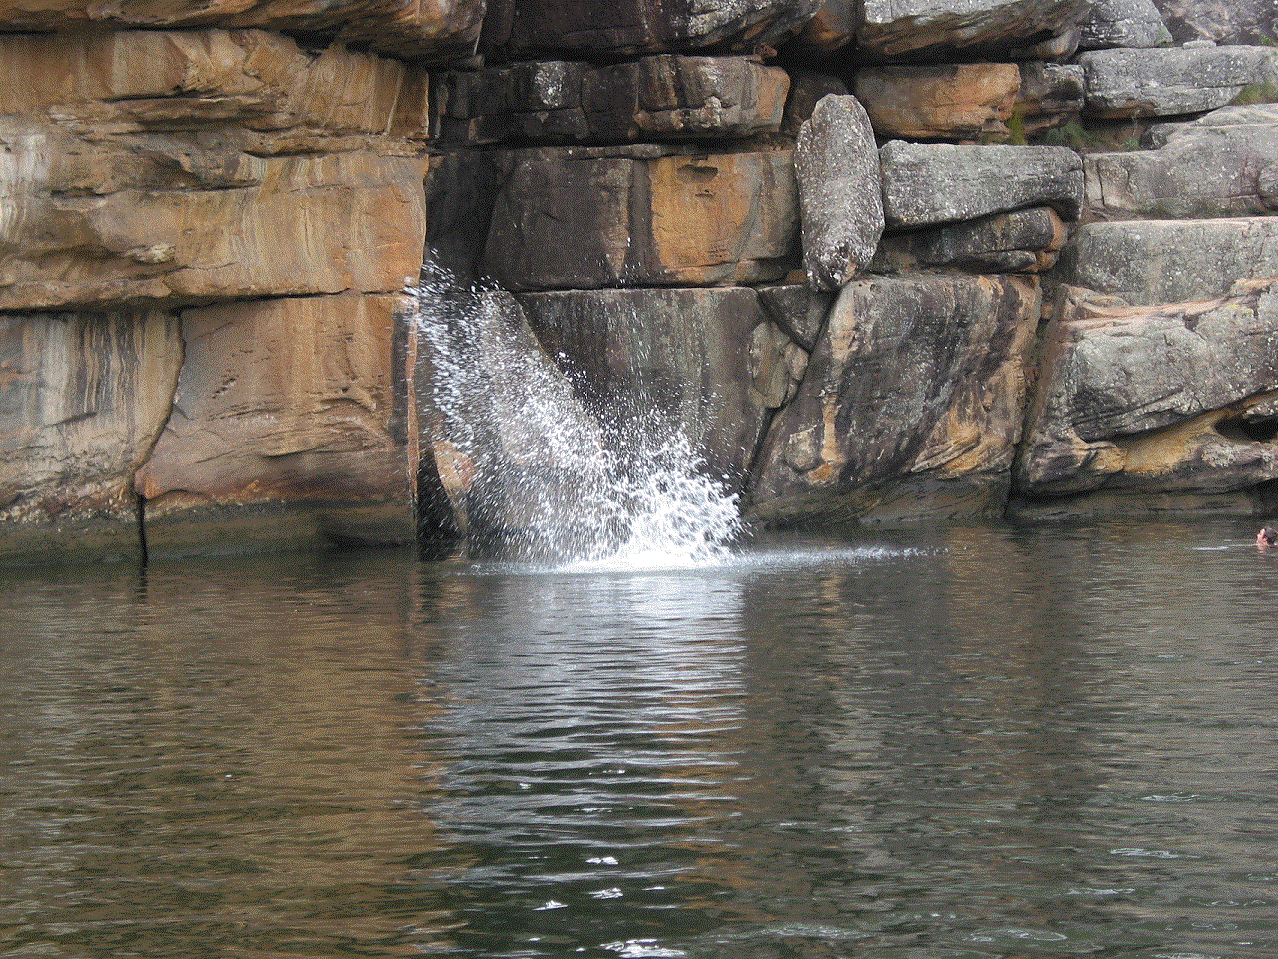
[406,262,741,568]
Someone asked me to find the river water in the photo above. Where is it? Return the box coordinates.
[3,519,1276,959]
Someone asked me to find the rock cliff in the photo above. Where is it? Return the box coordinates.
[2,0,1277,561]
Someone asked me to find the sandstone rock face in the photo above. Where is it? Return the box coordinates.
[0,29,429,140]
[0,121,429,310]
[1085,120,1278,217]
[1079,0,1173,49]
[481,0,821,58]
[437,55,790,145]
[1016,281,1278,502]
[879,141,1083,229]
[519,286,805,488]
[871,207,1066,274]
[1080,45,1278,118]
[134,293,414,556]
[0,0,487,61]
[854,62,1021,141]
[1071,218,1278,305]
[856,0,1092,58]
[750,274,1040,524]
[484,147,798,289]
[794,95,884,292]
[0,310,182,564]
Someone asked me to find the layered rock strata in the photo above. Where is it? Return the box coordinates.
[3,0,1278,562]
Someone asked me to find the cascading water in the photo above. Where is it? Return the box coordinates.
[406,263,741,568]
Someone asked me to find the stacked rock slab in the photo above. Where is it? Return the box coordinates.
[1017,99,1278,519]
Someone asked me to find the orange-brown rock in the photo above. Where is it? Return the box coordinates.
[484,146,798,289]
[854,63,1021,141]
[134,293,414,556]
[0,120,428,310]
[1,309,183,563]
[0,29,429,143]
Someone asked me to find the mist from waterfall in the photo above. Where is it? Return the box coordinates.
[407,264,741,569]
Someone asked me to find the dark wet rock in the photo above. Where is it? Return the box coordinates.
[519,286,806,489]
[436,55,791,144]
[480,0,821,58]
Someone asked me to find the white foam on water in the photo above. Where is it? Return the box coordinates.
[407,265,741,570]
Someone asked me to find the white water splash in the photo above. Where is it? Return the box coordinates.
[406,264,740,568]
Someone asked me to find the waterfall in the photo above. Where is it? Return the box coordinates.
[406,263,741,568]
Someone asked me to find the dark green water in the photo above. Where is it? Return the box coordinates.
[3,520,1276,959]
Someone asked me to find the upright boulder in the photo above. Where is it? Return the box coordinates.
[794,95,884,292]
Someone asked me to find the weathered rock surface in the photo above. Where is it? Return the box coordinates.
[0,0,486,61]
[854,62,1020,140]
[1079,0,1173,49]
[437,55,790,144]
[1085,119,1278,217]
[871,207,1066,274]
[134,293,414,557]
[1153,0,1278,45]
[856,0,1092,58]
[1143,102,1278,148]
[1016,62,1086,132]
[519,286,805,487]
[480,0,820,58]
[1070,218,1278,304]
[791,0,856,53]
[0,120,428,310]
[750,274,1040,524]
[879,141,1083,229]
[1015,280,1278,500]
[484,147,798,289]
[794,95,884,292]
[0,29,429,141]
[1,310,182,564]
[757,283,833,352]
[1080,45,1278,118]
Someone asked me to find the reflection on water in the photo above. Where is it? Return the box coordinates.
[2,520,1277,958]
